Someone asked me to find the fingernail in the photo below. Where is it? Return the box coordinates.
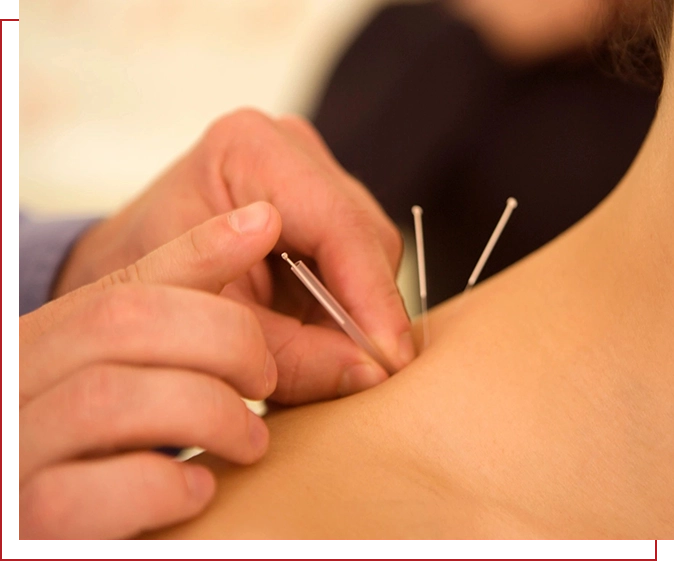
[183,464,216,504]
[338,363,388,397]
[247,410,269,453]
[263,350,277,394]
[398,331,417,367]
[229,202,271,234]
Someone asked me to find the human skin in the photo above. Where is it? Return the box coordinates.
[20,204,285,539]
[150,20,674,541]
[51,110,415,404]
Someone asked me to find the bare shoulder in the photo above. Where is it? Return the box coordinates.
[146,278,544,539]
[147,227,662,539]
[147,388,483,539]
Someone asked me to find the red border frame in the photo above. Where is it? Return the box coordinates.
[6,0,674,559]
[0,2,19,542]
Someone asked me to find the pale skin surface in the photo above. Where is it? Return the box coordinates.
[151,22,674,541]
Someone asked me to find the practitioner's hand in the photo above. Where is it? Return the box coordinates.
[20,204,281,539]
[53,109,415,403]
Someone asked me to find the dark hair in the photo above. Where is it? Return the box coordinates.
[598,0,673,88]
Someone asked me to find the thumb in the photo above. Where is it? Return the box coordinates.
[24,202,281,337]
[95,201,282,293]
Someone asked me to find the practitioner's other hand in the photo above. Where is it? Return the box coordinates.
[52,109,415,403]
[20,204,280,539]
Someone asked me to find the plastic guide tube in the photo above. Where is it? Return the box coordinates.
[281,253,395,374]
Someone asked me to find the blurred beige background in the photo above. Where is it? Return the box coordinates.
[20,0,414,215]
[20,0,422,318]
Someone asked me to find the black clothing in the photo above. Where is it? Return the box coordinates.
[313,2,658,304]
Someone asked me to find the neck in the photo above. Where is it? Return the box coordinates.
[614,74,674,283]
[389,77,674,537]
[583,72,674,372]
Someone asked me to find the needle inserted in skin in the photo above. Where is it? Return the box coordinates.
[281,252,395,373]
[412,205,430,349]
[465,197,518,292]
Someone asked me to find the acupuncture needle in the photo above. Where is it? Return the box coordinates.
[465,197,518,292]
[411,205,430,349]
[281,253,395,374]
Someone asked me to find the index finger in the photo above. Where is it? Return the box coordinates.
[215,112,416,371]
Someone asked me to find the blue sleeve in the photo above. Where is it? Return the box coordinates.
[20,214,100,316]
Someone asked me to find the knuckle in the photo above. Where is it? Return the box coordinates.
[203,109,276,195]
[69,365,127,429]
[279,114,313,135]
[99,262,142,288]
[228,108,273,130]
[227,301,264,348]
[278,115,327,151]
[87,285,155,333]
[279,113,309,127]
[202,114,231,144]
[186,223,221,273]
[205,108,272,145]
[218,301,269,397]
[202,381,248,445]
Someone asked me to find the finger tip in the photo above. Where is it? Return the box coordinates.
[397,330,417,367]
[337,362,388,397]
[263,350,278,397]
[226,201,281,248]
[244,350,277,401]
[260,201,283,239]
[370,329,417,373]
[182,463,216,507]
[246,410,269,461]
